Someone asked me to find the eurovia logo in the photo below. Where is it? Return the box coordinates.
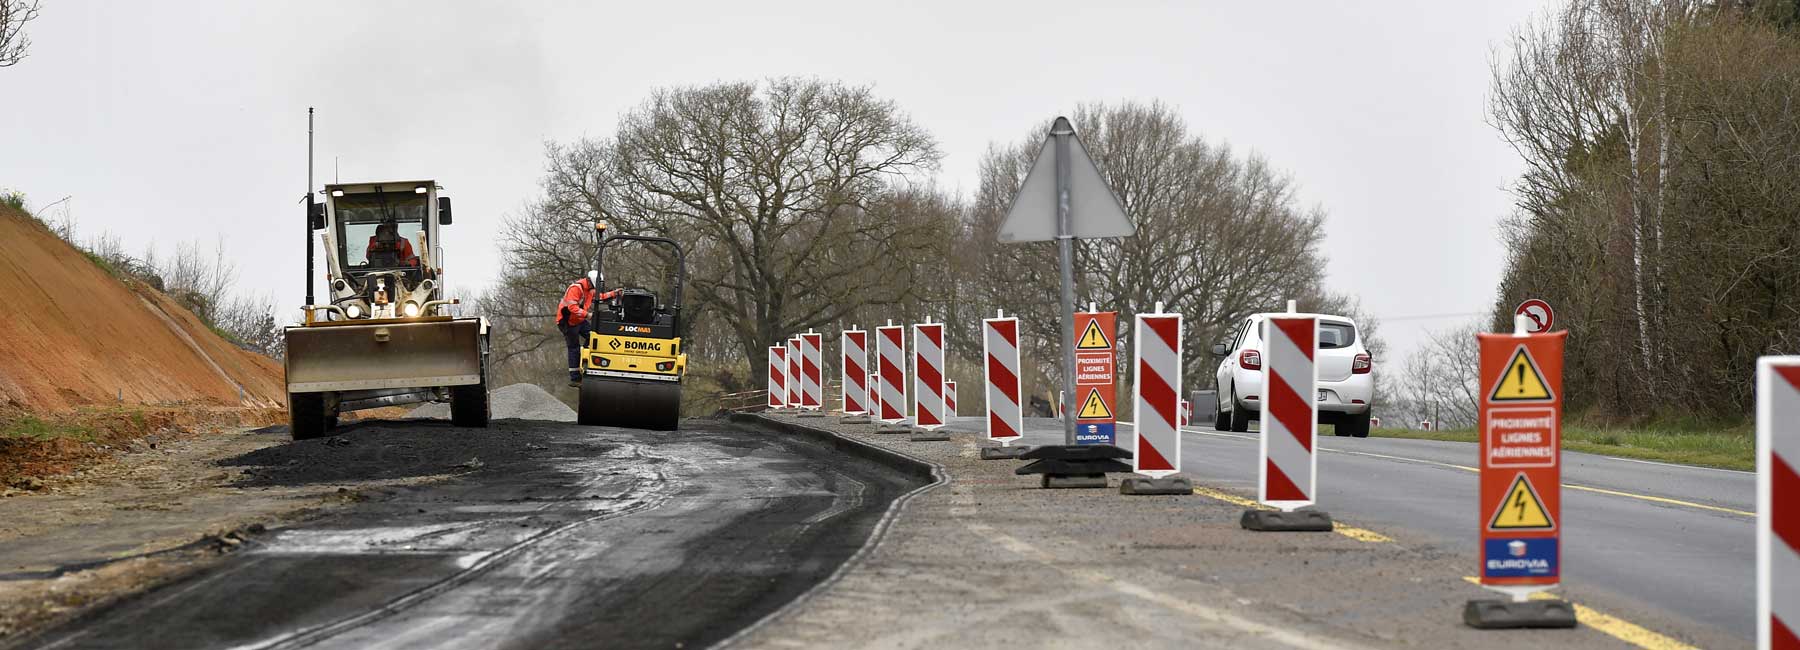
[1485,538,1556,577]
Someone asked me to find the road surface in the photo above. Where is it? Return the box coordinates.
[19,417,921,650]
[943,416,1755,642]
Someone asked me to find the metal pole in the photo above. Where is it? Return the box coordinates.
[305,107,315,308]
[1054,118,1077,446]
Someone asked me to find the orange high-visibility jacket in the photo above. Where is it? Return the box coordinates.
[366,236,418,266]
[559,279,621,326]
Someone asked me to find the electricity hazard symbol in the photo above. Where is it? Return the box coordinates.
[1488,473,1556,531]
[1077,388,1113,419]
[1077,319,1112,350]
[1489,346,1554,402]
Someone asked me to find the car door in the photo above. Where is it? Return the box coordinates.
[1217,317,1254,398]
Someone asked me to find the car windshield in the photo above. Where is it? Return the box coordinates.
[334,191,428,270]
[1319,321,1357,349]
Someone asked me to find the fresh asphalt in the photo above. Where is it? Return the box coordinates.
[942,415,1756,641]
[20,417,921,650]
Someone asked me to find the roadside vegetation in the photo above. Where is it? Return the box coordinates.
[1372,420,1755,472]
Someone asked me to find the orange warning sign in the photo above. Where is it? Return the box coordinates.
[1477,330,1565,587]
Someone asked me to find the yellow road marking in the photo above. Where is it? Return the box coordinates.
[1184,428,1754,518]
[1190,486,1394,543]
[1459,577,1697,650]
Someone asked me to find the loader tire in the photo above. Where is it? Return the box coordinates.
[450,381,490,428]
[289,392,329,441]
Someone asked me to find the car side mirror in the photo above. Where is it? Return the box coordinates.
[1211,343,1228,357]
[438,196,453,225]
[306,195,325,230]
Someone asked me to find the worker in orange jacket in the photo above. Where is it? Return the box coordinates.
[365,221,419,267]
[559,271,621,386]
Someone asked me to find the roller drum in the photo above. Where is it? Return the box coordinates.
[579,378,682,431]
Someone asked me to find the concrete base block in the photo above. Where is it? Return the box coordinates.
[908,430,951,442]
[797,410,827,418]
[1240,509,1334,532]
[1119,477,1194,495]
[838,414,872,424]
[1041,474,1108,489]
[875,422,911,434]
[1463,599,1578,629]
[979,445,1033,460]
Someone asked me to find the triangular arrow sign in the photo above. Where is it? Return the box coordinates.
[997,117,1136,243]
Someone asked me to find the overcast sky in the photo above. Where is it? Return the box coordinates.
[0,0,1551,362]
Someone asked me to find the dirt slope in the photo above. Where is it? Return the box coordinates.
[0,207,285,412]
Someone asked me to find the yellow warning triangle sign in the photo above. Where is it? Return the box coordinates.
[1077,387,1113,419]
[1489,346,1554,402]
[1487,473,1556,530]
[1077,319,1111,350]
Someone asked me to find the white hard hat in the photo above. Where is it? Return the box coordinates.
[587,270,598,284]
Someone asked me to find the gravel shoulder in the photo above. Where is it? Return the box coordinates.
[735,413,1738,650]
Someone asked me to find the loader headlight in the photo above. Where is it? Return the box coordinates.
[403,301,421,318]
[345,304,363,319]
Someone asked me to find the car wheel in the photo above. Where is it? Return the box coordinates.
[1339,410,1371,438]
[1228,389,1251,433]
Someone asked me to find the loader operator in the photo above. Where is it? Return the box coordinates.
[559,271,621,387]
[365,220,419,267]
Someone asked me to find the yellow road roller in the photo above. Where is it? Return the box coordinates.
[577,224,687,430]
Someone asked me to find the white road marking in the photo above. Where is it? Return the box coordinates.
[1598,455,1753,475]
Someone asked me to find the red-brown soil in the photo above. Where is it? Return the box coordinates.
[0,206,285,413]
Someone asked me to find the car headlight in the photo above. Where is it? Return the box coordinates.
[403,301,421,318]
[345,304,363,319]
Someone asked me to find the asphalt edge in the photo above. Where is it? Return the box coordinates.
[712,413,950,649]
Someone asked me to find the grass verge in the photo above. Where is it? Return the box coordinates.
[1370,423,1754,471]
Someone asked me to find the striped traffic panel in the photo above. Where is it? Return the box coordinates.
[983,316,1024,443]
[913,322,946,429]
[868,371,879,420]
[1132,311,1183,478]
[946,381,958,416]
[876,325,906,423]
[842,331,869,415]
[767,345,786,408]
[1759,356,1800,649]
[1259,316,1318,509]
[1477,329,1565,590]
[786,337,802,409]
[801,332,823,409]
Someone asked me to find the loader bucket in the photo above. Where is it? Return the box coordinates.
[285,318,485,393]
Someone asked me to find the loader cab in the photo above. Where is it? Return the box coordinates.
[319,181,451,320]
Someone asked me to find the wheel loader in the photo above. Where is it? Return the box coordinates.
[284,180,490,439]
[576,223,687,430]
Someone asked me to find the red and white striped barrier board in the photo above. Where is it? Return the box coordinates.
[801,332,823,410]
[869,371,879,418]
[983,316,1023,444]
[1759,356,1800,649]
[842,330,869,415]
[913,322,946,429]
[946,380,958,416]
[1259,315,1318,509]
[1132,309,1183,478]
[786,337,801,408]
[876,325,906,423]
[1180,400,1191,427]
[767,345,786,408]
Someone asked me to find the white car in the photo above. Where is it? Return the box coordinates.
[1211,312,1374,437]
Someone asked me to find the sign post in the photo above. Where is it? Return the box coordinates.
[1242,304,1334,532]
[910,320,950,442]
[1120,303,1191,495]
[767,345,786,409]
[840,330,870,423]
[1465,314,1576,629]
[798,332,824,417]
[980,312,1030,460]
[1757,356,1799,649]
[998,116,1136,489]
[875,322,907,433]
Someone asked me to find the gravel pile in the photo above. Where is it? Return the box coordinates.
[409,383,576,422]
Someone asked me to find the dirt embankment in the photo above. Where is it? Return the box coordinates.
[0,206,285,413]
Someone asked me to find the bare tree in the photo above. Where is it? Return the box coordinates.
[0,0,40,68]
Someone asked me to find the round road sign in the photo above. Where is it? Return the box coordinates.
[1515,299,1554,334]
